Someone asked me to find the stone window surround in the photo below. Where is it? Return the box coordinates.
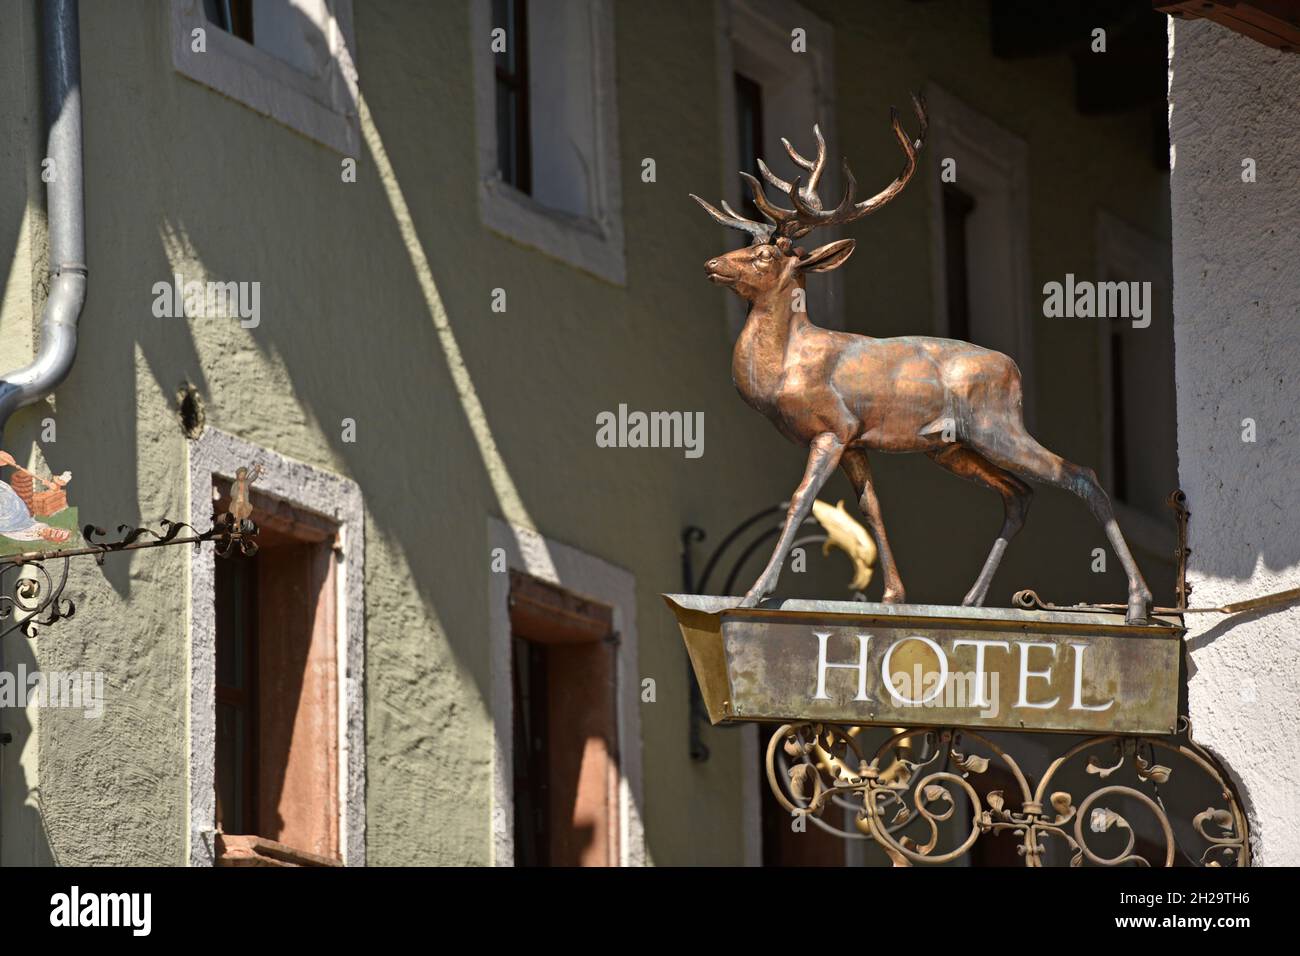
[188,428,365,866]
[487,518,645,866]
[468,0,627,285]
[168,0,360,155]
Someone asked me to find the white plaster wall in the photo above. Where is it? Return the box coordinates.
[1168,17,1300,864]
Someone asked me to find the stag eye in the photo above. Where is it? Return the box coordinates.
[756,247,772,262]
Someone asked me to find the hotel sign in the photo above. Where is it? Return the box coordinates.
[665,595,1183,735]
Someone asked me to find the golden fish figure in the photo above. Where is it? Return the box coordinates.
[811,499,878,592]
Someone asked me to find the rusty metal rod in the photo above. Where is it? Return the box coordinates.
[0,515,255,567]
[1014,586,1300,618]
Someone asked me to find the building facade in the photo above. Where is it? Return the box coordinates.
[0,0,1199,866]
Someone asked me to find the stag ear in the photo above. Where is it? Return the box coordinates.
[797,238,855,273]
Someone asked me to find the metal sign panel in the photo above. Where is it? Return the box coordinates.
[665,595,1183,735]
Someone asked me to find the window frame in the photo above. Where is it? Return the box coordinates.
[492,0,532,195]
[1094,209,1177,555]
[508,569,619,866]
[487,519,645,866]
[169,0,360,155]
[923,83,1035,428]
[469,0,626,285]
[214,548,259,837]
[189,428,365,866]
[713,0,843,338]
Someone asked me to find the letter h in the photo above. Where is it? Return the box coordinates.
[812,631,872,701]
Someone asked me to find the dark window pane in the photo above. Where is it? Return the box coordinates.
[942,185,977,343]
[215,552,257,837]
[203,0,254,43]
[511,636,549,866]
[493,0,519,74]
[493,0,531,193]
[496,84,518,188]
[734,73,764,230]
[215,703,245,833]
[1110,329,1129,502]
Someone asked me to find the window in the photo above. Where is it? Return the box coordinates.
[170,0,359,154]
[733,73,766,228]
[715,0,842,335]
[471,0,625,283]
[1095,212,1177,528]
[203,0,253,43]
[941,185,977,344]
[493,0,532,195]
[508,570,618,866]
[213,487,340,862]
[925,85,1034,423]
[201,0,332,77]
[488,519,645,866]
[190,429,365,866]
[214,548,257,837]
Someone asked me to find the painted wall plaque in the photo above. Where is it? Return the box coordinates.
[0,451,79,555]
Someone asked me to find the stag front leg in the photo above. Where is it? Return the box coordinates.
[841,448,906,603]
[740,433,844,608]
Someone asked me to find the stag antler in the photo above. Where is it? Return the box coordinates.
[787,93,928,231]
[688,190,776,245]
[691,93,928,246]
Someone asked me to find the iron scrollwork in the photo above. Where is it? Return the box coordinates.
[0,512,258,641]
[766,717,1249,867]
[0,557,74,641]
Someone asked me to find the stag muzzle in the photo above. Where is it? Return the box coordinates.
[704,255,737,286]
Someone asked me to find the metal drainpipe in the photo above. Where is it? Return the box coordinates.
[0,0,86,854]
[0,0,87,433]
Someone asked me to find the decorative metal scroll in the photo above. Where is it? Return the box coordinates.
[766,717,1249,867]
[0,512,258,641]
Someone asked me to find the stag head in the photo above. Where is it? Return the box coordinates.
[704,236,855,302]
[692,93,928,299]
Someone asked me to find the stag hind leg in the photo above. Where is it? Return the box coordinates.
[965,427,1153,624]
[841,448,907,603]
[927,445,1032,607]
[740,432,844,607]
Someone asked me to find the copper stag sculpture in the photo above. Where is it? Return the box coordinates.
[691,95,1153,624]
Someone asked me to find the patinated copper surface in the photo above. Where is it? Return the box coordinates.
[662,594,1182,732]
[692,96,1153,623]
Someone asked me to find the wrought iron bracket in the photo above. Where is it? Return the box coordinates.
[682,505,830,763]
[0,511,258,641]
[1013,488,1300,619]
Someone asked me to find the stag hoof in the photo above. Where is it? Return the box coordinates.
[1125,588,1153,625]
[739,579,774,608]
[881,588,907,604]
